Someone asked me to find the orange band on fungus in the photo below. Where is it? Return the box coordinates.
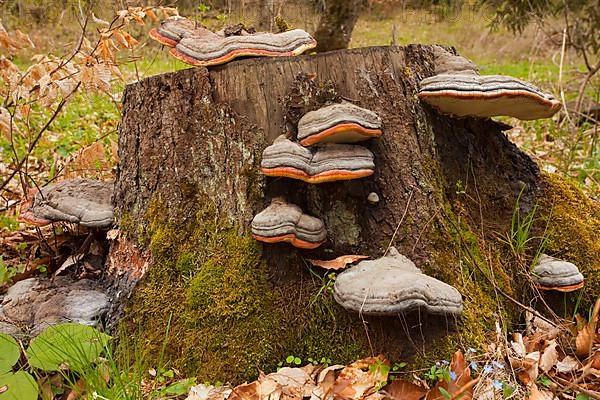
[148,28,179,47]
[534,281,584,292]
[252,233,323,249]
[260,166,374,183]
[418,89,561,110]
[299,122,383,146]
[170,40,316,67]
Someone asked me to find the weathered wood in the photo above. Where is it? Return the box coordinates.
[111,45,543,382]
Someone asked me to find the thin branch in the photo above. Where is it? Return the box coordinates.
[0,83,81,193]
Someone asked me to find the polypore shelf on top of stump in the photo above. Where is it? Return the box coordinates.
[418,47,561,120]
[19,179,114,229]
[260,135,375,183]
[168,27,316,67]
[297,102,383,146]
[532,254,584,292]
[333,247,463,316]
[251,198,326,249]
[149,16,204,47]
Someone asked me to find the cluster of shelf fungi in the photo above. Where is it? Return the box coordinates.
[13,16,585,336]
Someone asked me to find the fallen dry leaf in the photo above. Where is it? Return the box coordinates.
[511,333,527,357]
[511,352,539,387]
[556,355,582,374]
[527,384,554,400]
[382,379,427,400]
[539,340,559,374]
[186,384,232,400]
[229,381,261,400]
[308,255,369,270]
[333,356,389,400]
[263,367,314,399]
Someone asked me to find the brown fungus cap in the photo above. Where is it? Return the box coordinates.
[19,179,114,229]
[532,254,584,292]
[418,74,561,120]
[251,198,326,249]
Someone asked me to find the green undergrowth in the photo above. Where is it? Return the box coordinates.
[120,194,366,384]
[412,200,515,369]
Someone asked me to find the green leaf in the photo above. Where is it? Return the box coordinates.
[285,355,294,364]
[576,394,591,400]
[0,334,20,374]
[502,382,515,398]
[0,371,38,400]
[165,378,196,395]
[26,323,111,372]
[293,357,301,365]
[438,387,452,400]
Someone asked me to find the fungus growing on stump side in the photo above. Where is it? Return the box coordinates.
[18,179,114,229]
[251,198,326,249]
[532,254,584,292]
[333,247,463,316]
[168,28,316,67]
[418,74,561,120]
[418,46,561,120]
[260,135,375,183]
[297,102,383,146]
[148,16,205,47]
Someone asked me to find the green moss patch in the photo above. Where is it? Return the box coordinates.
[121,195,368,384]
[538,173,600,308]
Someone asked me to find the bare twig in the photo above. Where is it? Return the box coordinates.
[385,189,414,256]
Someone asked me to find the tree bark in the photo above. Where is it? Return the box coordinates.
[108,45,554,382]
[313,0,366,52]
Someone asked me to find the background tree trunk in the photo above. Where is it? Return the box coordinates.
[107,45,598,383]
[313,0,366,52]
[257,0,275,31]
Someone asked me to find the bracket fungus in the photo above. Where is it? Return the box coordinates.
[260,135,375,183]
[251,198,327,249]
[532,254,584,292]
[170,28,316,67]
[149,16,204,47]
[333,247,463,316]
[431,45,479,75]
[297,103,383,146]
[418,47,561,120]
[19,179,114,229]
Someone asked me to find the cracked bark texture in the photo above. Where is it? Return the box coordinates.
[111,45,541,379]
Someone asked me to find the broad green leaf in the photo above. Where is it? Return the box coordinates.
[0,371,38,400]
[26,323,111,372]
[0,334,20,374]
[165,378,196,395]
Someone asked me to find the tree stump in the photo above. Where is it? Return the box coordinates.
[108,45,599,383]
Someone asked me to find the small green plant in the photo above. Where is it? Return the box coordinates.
[424,363,451,385]
[307,357,332,367]
[499,186,539,258]
[368,358,391,391]
[277,355,302,369]
[498,186,548,267]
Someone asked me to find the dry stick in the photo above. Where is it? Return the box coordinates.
[554,360,600,400]
[587,298,600,358]
[451,378,479,400]
[441,209,560,330]
[384,189,414,256]
[557,27,572,126]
